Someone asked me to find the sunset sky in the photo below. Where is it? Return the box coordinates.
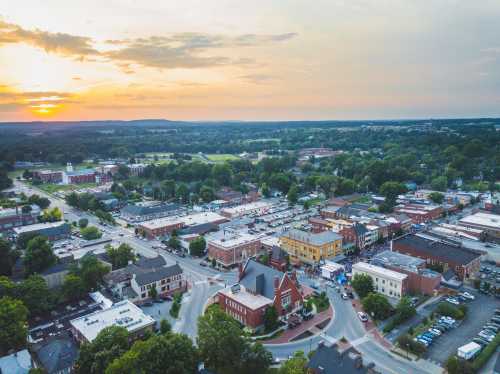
[1,0,500,122]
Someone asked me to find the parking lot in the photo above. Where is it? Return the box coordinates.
[140,299,175,329]
[425,291,500,365]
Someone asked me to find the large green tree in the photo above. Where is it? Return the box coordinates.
[351,273,374,298]
[0,239,14,276]
[189,236,206,257]
[362,293,393,320]
[24,236,56,275]
[75,254,110,291]
[62,274,87,302]
[0,296,28,355]
[18,274,51,316]
[75,326,130,374]
[106,243,135,269]
[197,307,272,374]
[105,332,199,374]
[278,350,308,374]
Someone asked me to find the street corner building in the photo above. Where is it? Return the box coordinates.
[279,228,343,265]
[217,258,304,331]
[70,300,155,344]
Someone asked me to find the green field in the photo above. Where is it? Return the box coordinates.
[205,154,240,162]
[37,182,97,194]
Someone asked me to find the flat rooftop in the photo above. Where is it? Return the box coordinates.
[140,212,226,230]
[281,229,342,246]
[219,285,272,310]
[393,234,482,265]
[372,250,425,273]
[13,221,68,234]
[70,300,155,342]
[353,261,408,281]
[207,230,261,249]
[221,201,272,216]
[459,212,500,230]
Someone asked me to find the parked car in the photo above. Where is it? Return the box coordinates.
[478,331,495,342]
[473,337,490,347]
[415,338,429,347]
[357,312,368,322]
[446,297,460,305]
[491,317,500,324]
[460,292,475,300]
[429,328,442,336]
[341,292,349,300]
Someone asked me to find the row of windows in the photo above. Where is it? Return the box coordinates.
[140,275,182,292]
[225,298,247,315]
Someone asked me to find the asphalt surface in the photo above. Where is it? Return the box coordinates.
[18,180,442,373]
[425,292,500,365]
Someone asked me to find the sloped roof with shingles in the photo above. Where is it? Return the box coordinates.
[239,259,283,300]
[134,263,183,286]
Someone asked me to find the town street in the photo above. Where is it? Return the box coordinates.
[17,179,442,373]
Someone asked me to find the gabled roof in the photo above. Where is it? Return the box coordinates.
[34,336,78,374]
[271,246,287,262]
[134,263,183,286]
[353,223,369,236]
[239,259,283,300]
[307,344,377,374]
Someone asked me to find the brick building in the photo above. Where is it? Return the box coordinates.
[32,170,63,183]
[372,250,441,295]
[217,259,303,330]
[0,205,40,232]
[391,234,481,280]
[138,212,227,239]
[207,230,262,267]
[393,204,443,224]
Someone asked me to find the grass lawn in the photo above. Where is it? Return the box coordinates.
[37,182,97,194]
[205,154,240,162]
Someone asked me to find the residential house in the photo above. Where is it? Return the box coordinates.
[307,342,380,374]
[104,256,186,304]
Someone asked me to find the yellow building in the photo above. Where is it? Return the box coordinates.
[280,229,343,265]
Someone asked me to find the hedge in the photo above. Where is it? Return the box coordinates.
[472,333,500,371]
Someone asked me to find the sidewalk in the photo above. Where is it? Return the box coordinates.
[265,306,334,344]
[351,299,393,349]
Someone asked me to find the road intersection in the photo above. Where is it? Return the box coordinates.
[17,180,442,373]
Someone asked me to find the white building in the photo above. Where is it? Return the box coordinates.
[352,262,408,299]
[220,201,272,218]
[70,300,155,343]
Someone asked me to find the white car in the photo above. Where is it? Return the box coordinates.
[446,297,460,305]
[429,328,442,336]
[358,312,368,322]
[478,331,495,342]
[461,292,475,300]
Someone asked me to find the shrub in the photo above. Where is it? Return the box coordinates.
[436,302,466,320]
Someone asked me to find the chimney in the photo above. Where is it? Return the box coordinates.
[291,270,297,283]
[274,276,280,291]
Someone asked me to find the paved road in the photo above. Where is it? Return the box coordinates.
[266,279,441,374]
[15,180,237,338]
[18,180,441,372]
